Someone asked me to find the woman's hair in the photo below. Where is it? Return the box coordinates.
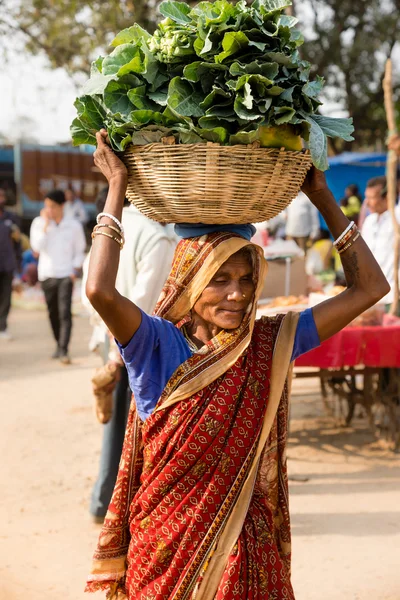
[346,183,359,196]
[233,246,257,281]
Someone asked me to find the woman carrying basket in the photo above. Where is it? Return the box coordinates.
[85,130,389,600]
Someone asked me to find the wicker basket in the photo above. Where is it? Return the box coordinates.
[122,141,312,224]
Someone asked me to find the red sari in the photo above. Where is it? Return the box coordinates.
[86,232,299,600]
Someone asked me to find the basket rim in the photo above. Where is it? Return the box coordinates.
[123,142,312,156]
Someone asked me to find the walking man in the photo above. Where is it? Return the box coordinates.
[0,188,21,340]
[285,190,320,251]
[30,189,86,363]
[362,176,400,308]
[88,195,177,522]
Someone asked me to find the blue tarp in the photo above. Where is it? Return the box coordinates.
[325,152,387,202]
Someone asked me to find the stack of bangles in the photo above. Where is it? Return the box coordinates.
[333,221,360,254]
[92,212,125,249]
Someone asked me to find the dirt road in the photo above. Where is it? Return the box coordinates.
[1,308,399,600]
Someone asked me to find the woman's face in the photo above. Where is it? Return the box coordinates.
[193,250,255,331]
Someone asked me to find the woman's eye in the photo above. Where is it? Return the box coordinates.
[213,278,228,283]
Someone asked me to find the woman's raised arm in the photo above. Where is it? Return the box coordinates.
[85,131,142,345]
[302,168,390,342]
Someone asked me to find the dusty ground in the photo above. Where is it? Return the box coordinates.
[1,307,399,600]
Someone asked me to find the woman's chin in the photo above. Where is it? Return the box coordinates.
[217,313,245,330]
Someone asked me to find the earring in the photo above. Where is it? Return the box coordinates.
[242,294,246,298]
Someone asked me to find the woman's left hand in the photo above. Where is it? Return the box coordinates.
[301,166,328,203]
[93,129,128,185]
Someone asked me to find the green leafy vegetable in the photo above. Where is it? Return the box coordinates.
[71,0,354,169]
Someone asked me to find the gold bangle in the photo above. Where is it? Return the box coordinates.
[338,231,361,254]
[93,223,124,240]
[92,230,124,249]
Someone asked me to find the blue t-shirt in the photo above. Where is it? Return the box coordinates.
[117,309,320,421]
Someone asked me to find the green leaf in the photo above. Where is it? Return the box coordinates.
[229,129,259,145]
[229,61,279,79]
[74,96,106,130]
[302,77,324,100]
[264,51,298,67]
[248,40,266,51]
[200,87,231,110]
[141,40,168,90]
[111,24,151,47]
[102,44,145,77]
[148,89,169,106]
[200,30,213,55]
[82,72,117,96]
[236,73,274,94]
[304,115,329,171]
[70,118,96,146]
[234,94,261,121]
[267,85,285,95]
[159,1,192,24]
[198,115,236,128]
[175,128,203,143]
[131,125,173,145]
[273,106,296,124]
[215,31,249,63]
[310,114,354,141]
[127,85,159,110]
[195,126,228,143]
[167,77,205,117]
[205,105,235,118]
[290,28,304,46]
[104,80,135,116]
[163,105,194,126]
[278,14,298,28]
[183,61,202,82]
[91,57,104,75]
[279,86,295,102]
[129,110,165,125]
[252,0,293,16]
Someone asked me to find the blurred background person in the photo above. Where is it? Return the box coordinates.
[362,176,400,309]
[0,188,21,341]
[285,190,320,251]
[64,186,88,226]
[85,186,177,523]
[339,183,362,223]
[21,248,39,286]
[30,189,86,363]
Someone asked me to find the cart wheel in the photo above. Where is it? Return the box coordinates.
[373,369,400,450]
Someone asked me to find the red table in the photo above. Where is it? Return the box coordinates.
[295,325,400,368]
[294,326,400,445]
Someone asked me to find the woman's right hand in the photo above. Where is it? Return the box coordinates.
[93,129,128,185]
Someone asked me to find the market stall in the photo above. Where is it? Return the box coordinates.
[257,290,400,450]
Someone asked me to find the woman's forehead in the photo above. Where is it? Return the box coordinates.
[217,251,254,274]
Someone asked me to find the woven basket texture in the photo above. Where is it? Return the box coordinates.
[122,142,312,224]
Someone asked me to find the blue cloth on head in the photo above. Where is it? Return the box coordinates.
[174,223,256,241]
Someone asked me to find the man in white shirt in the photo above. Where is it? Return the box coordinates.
[285,191,320,251]
[64,188,88,226]
[87,188,177,522]
[30,189,86,363]
[362,176,400,307]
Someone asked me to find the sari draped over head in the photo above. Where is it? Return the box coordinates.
[86,232,299,600]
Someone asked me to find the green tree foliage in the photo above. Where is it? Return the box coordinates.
[296,0,400,150]
[1,0,154,75]
[2,0,399,149]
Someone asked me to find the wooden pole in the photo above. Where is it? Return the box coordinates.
[383,59,400,315]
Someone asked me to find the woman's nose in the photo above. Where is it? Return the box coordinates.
[226,283,244,301]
